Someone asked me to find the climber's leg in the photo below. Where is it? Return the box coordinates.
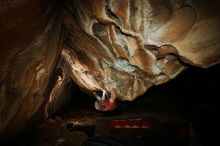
[101,90,106,100]
[94,92,101,101]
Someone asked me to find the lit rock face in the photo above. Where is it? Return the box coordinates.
[0,0,63,139]
[63,0,220,100]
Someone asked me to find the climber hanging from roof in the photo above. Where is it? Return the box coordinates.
[94,88,117,111]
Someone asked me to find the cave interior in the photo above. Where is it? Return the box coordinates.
[0,0,220,146]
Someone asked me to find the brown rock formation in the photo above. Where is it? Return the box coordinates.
[0,0,220,140]
[63,0,220,101]
[0,0,63,139]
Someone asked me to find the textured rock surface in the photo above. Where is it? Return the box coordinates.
[45,66,74,118]
[63,0,220,100]
[0,0,63,140]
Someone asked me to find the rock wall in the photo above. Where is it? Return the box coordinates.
[0,0,63,140]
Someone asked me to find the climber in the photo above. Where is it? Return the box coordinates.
[94,88,117,111]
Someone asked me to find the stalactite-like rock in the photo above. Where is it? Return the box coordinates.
[63,0,220,100]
